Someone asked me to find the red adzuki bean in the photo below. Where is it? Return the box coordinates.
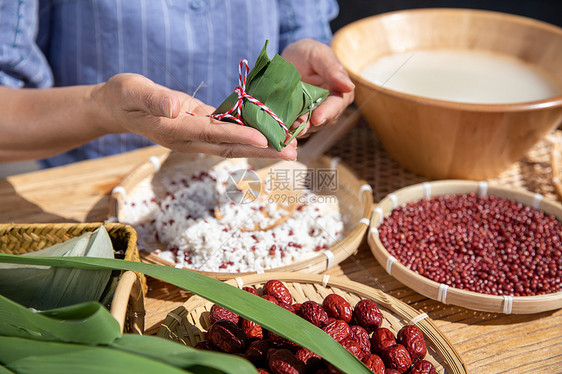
[378,193,562,296]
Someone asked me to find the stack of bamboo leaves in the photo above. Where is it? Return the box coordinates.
[0,227,114,310]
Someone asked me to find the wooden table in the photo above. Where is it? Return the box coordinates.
[1,139,561,374]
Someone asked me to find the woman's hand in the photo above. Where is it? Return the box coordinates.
[281,39,355,136]
[93,73,297,160]
[0,73,297,162]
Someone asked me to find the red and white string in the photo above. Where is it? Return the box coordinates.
[186,59,289,136]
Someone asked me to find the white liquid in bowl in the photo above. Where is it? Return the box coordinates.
[360,49,562,104]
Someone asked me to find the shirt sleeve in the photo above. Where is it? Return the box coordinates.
[277,0,339,51]
[0,0,53,88]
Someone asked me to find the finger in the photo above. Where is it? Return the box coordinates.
[172,140,298,161]
[311,48,355,94]
[159,96,181,119]
[296,123,311,137]
[292,116,311,137]
[150,81,209,118]
[296,131,311,139]
[289,112,309,130]
[182,97,216,117]
[149,81,188,118]
[123,75,183,119]
[310,91,354,128]
[166,115,269,148]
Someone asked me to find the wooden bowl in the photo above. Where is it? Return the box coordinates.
[157,272,467,374]
[332,8,562,179]
[367,180,562,314]
[110,151,372,280]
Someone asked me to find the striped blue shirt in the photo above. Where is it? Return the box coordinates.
[0,0,338,167]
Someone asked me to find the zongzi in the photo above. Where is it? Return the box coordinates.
[213,40,329,151]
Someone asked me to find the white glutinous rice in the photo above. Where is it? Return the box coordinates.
[119,159,344,273]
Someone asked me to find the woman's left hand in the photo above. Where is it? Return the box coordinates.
[281,39,355,136]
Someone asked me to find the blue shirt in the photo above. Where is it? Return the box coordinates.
[0,0,338,167]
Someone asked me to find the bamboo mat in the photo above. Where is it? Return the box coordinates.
[327,120,561,203]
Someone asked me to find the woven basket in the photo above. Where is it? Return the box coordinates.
[368,180,562,314]
[157,272,466,374]
[0,222,146,333]
[110,152,373,280]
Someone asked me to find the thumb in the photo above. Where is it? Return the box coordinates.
[156,95,181,119]
[128,75,181,118]
[143,90,181,119]
[321,62,355,94]
[312,47,354,94]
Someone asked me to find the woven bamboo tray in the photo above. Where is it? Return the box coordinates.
[368,180,562,314]
[109,152,373,280]
[0,222,146,333]
[157,272,466,374]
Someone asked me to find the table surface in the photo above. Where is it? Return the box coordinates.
[1,130,561,374]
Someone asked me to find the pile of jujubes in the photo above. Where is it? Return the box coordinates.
[195,280,435,374]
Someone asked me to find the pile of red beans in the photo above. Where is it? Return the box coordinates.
[378,193,562,296]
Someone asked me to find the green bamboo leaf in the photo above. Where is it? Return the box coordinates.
[0,337,191,374]
[0,254,371,374]
[0,365,15,373]
[0,290,254,373]
[0,295,120,345]
[112,334,256,374]
[246,40,272,84]
[0,297,253,373]
[241,104,287,151]
[249,55,301,113]
[284,114,310,145]
[300,82,330,115]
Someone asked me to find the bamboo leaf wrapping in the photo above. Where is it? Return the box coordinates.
[213,41,329,151]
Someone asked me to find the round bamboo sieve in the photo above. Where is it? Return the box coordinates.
[368,180,562,314]
[109,151,373,280]
[0,222,146,333]
[156,272,466,374]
